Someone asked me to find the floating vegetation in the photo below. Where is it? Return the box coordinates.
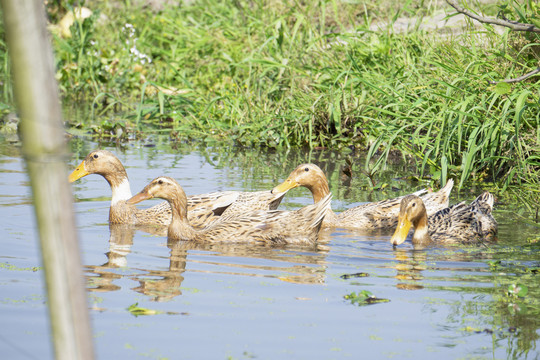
[461,326,518,335]
[340,272,370,280]
[0,262,41,272]
[127,303,162,316]
[343,290,390,306]
[126,302,184,317]
[508,283,529,298]
[527,236,540,244]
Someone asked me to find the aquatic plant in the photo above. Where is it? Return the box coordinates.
[127,302,162,316]
[343,290,390,306]
[508,283,528,298]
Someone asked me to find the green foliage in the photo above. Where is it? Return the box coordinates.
[0,12,12,108]
[52,8,145,103]
[0,0,539,204]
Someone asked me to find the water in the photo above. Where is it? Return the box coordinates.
[1,139,539,359]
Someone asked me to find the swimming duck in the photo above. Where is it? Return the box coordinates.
[69,150,285,226]
[127,176,332,245]
[390,192,498,246]
[271,163,453,230]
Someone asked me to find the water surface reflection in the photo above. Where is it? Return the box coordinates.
[86,224,331,302]
[1,140,540,359]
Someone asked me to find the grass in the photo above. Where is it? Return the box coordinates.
[0,0,539,213]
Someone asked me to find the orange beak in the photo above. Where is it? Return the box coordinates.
[69,160,89,182]
[127,190,153,205]
[272,178,299,194]
[390,215,412,246]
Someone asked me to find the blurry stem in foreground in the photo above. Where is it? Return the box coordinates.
[0,1,94,360]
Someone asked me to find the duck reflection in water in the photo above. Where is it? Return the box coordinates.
[392,248,427,291]
[85,224,331,302]
[85,224,138,294]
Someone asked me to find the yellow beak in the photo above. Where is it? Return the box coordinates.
[68,160,89,183]
[127,191,153,205]
[391,215,412,246]
[271,178,299,194]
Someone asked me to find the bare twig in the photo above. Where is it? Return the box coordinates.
[488,67,540,84]
[446,0,540,84]
[446,0,540,33]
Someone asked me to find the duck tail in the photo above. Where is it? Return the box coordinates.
[440,178,454,197]
[414,179,454,197]
[472,191,495,213]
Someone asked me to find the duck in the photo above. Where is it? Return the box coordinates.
[271,163,453,230]
[390,192,498,247]
[69,150,286,226]
[127,176,332,245]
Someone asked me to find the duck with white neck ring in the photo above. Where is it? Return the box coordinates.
[127,176,332,245]
[69,150,286,226]
[69,150,172,225]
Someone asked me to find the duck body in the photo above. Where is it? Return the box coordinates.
[69,150,285,226]
[128,176,331,245]
[391,191,498,246]
[272,163,453,231]
[335,179,452,230]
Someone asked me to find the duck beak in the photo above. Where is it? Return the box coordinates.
[391,215,412,246]
[127,190,153,205]
[271,178,299,194]
[69,160,89,182]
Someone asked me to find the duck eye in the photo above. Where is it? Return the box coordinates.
[93,154,99,159]
[157,179,163,185]
[411,202,416,207]
[304,167,309,172]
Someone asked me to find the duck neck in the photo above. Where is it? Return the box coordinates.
[307,176,330,203]
[110,178,132,206]
[411,213,431,245]
[167,190,197,241]
[102,166,132,206]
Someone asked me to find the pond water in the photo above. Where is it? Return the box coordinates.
[1,138,539,360]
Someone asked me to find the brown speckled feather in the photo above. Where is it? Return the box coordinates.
[336,179,453,230]
[128,176,331,245]
[272,163,453,230]
[391,191,498,247]
[219,190,286,217]
[426,191,497,243]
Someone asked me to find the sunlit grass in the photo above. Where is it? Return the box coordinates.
[0,0,538,211]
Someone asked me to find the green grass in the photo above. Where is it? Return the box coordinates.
[1,0,539,211]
